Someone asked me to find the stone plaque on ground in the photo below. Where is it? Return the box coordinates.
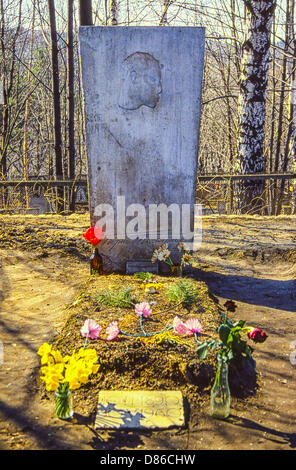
[95,390,184,430]
[79,27,205,272]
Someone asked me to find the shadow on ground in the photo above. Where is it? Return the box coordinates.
[189,267,296,312]
[227,414,296,448]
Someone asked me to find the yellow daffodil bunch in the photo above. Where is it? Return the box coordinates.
[140,282,164,292]
[37,343,100,392]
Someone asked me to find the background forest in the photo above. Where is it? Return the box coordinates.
[0,0,295,214]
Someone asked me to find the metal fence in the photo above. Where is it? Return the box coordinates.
[197,173,296,215]
[0,173,295,215]
[0,179,88,214]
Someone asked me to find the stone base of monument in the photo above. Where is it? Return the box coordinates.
[98,239,184,274]
[95,390,184,430]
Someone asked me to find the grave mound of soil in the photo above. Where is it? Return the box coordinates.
[47,273,257,420]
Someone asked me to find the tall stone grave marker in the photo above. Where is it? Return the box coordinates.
[79,27,205,272]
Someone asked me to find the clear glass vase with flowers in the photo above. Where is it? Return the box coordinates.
[37,343,100,420]
[151,242,193,276]
[195,307,268,420]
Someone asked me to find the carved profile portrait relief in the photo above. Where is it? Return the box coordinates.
[118,52,162,111]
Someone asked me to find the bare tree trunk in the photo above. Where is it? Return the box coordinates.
[292,39,296,213]
[271,0,290,214]
[276,0,295,215]
[23,0,36,209]
[273,55,288,176]
[160,0,172,25]
[267,16,277,214]
[126,0,130,25]
[67,0,75,211]
[47,0,63,212]
[230,0,241,78]
[234,0,276,214]
[287,1,296,214]
[0,0,7,180]
[79,0,93,25]
[269,18,277,175]
[0,0,22,180]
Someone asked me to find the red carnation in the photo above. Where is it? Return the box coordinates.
[82,226,103,246]
[248,328,268,344]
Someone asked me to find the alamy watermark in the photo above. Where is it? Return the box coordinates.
[93,197,203,250]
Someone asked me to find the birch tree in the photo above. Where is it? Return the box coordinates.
[110,0,118,25]
[234,0,277,214]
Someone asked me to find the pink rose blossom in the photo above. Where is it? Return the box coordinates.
[106,321,120,341]
[134,302,152,318]
[80,319,102,339]
[173,316,202,336]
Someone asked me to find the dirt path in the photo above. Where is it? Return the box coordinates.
[0,249,91,449]
[0,215,296,450]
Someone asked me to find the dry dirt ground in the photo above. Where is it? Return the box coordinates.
[0,214,296,451]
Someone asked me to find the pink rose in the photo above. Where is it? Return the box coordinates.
[106,321,120,341]
[80,319,102,339]
[134,302,152,318]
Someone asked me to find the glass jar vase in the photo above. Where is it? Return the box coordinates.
[170,265,182,277]
[55,387,74,420]
[210,356,230,419]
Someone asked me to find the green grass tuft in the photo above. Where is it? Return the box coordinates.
[95,287,138,308]
[133,272,154,281]
[166,279,198,307]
